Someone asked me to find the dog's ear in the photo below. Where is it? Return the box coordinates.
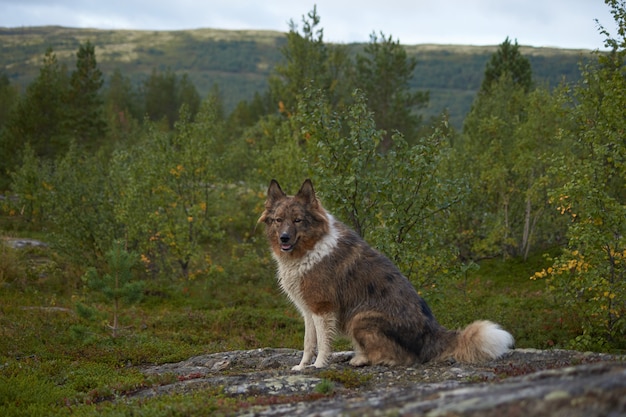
[258,180,286,226]
[296,179,317,206]
[267,179,286,204]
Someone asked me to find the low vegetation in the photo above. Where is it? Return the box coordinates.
[0,241,581,416]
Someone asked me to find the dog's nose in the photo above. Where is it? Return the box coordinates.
[280,233,290,243]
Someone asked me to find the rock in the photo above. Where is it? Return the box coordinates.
[400,362,626,417]
[134,348,625,416]
[1,237,48,249]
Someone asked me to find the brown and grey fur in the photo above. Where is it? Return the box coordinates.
[259,179,514,370]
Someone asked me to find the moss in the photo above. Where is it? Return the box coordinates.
[314,378,336,395]
[318,368,373,389]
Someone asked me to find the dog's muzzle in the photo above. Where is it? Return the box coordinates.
[280,233,295,252]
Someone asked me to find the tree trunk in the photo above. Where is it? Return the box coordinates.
[522,194,532,259]
[502,194,510,259]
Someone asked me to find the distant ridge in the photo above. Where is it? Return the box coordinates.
[0,26,593,128]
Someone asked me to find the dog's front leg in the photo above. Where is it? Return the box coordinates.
[292,312,317,371]
[312,312,336,368]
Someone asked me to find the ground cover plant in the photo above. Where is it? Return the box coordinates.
[0,241,581,417]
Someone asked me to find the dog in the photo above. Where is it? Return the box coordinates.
[259,179,514,370]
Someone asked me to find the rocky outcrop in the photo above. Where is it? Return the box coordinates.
[1,237,48,249]
[137,348,625,416]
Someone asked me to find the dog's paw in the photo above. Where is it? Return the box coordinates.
[349,354,369,367]
[292,361,328,370]
[312,359,329,368]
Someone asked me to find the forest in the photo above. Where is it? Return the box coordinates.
[0,1,624,415]
[0,23,589,129]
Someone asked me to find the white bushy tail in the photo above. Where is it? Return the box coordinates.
[450,320,514,363]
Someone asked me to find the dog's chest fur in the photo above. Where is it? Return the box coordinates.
[273,215,340,310]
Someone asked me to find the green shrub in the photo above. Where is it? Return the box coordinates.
[0,244,26,286]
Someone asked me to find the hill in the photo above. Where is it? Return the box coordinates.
[0,26,594,129]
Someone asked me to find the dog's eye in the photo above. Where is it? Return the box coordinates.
[275,218,283,223]
[294,218,302,223]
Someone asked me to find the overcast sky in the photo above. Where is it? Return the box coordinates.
[0,1,619,50]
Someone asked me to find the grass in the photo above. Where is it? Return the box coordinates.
[423,251,579,350]
[0,238,586,416]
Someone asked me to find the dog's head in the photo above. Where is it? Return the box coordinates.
[259,179,329,258]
